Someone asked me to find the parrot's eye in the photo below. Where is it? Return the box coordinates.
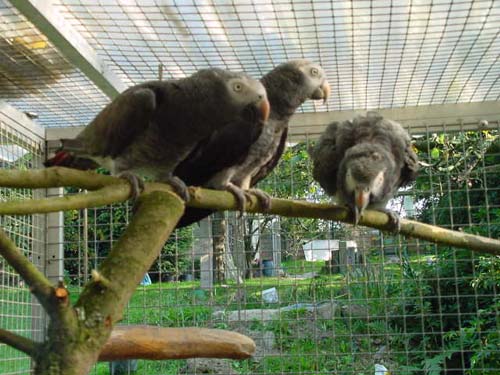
[311,67,319,76]
[233,82,243,92]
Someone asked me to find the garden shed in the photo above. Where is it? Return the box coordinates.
[0,1,498,375]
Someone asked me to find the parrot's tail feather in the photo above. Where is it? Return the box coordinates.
[45,151,72,167]
[44,151,99,170]
[176,208,214,229]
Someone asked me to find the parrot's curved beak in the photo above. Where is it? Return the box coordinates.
[311,80,331,105]
[259,98,271,122]
[353,187,370,226]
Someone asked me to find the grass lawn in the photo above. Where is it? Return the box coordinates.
[1,254,437,375]
[0,287,37,375]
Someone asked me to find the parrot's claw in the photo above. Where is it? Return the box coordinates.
[245,188,272,210]
[377,209,401,233]
[119,172,145,201]
[225,183,247,217]
[164,176,190,202]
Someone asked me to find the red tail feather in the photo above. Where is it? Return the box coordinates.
[44,151,72,167]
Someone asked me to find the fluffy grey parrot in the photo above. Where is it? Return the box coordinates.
[176,59,330,227]
[44,68,270,201]
[310,112,419,230]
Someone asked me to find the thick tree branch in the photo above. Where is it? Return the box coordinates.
[34,190,186,375]
[173,186,500,256]
[0,328,38,357]
[0,168,498,256]
[0,228,55,312]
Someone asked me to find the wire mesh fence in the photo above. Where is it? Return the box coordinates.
[0,0,499,373]
[51,120,500,375]
[2,0,499,127]
[0,106,45,375]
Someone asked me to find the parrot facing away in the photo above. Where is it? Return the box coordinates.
[176,59,330,228]
[310,112,419,230]
[44,68,270,201]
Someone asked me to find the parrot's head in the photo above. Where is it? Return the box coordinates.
[290,59,331,104]
[342,144,394,225]
[260,60,330,113]
[226,75,270,123]
[191,68,270,124]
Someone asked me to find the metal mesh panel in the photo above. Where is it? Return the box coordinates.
[57,119,500,375]
[52,0,500,112]
[0,107,45,375]
[1,0,499,128]
[0,0,110,127]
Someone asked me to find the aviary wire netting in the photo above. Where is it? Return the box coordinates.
[54,121,499,375]
[0,107,45,375]
[0,0,498,374]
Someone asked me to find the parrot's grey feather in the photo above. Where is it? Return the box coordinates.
[175,110,266,187]
[176,60,330,228]
[78,87,157,159]
[233,60,330,188]
[44,68,268,200]
[311,112,419,222]
[250,127,288,186]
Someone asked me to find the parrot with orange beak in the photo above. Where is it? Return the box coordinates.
[176,59,330,227]
[44,68,269,202]
[310,112,419,230]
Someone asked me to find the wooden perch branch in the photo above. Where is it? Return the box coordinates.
[0,184,131,215]
[0,167,498,255]
[0,167,120,190]
[98,326,255,361]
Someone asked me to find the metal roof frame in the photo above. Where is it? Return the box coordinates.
[10,0,126,98]
[2,0,499,130]
[46,101,500,142]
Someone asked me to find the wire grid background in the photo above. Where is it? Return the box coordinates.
[0,111,45,375]
[0,0,499,127]
[49,120,499,375]
[0,0,499,374]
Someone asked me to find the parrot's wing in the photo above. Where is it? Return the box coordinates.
[311,121,344,196]
[78,85,157,158]
[176,116,265,187]
[250,127,288,187]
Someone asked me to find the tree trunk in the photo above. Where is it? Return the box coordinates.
[34,191,184,375]
[212,212,226,283]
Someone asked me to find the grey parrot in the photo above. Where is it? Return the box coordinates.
[176,59,330,227]
[44,68,270,201]
[310,112,419,229]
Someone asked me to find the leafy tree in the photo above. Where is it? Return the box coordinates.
[393,130,500,374]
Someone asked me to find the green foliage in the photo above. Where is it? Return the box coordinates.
[393,130,500,373]
[257,142,342,259]
[260,143,320,201]
[414,130,499,232]
[148,226,194,280]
